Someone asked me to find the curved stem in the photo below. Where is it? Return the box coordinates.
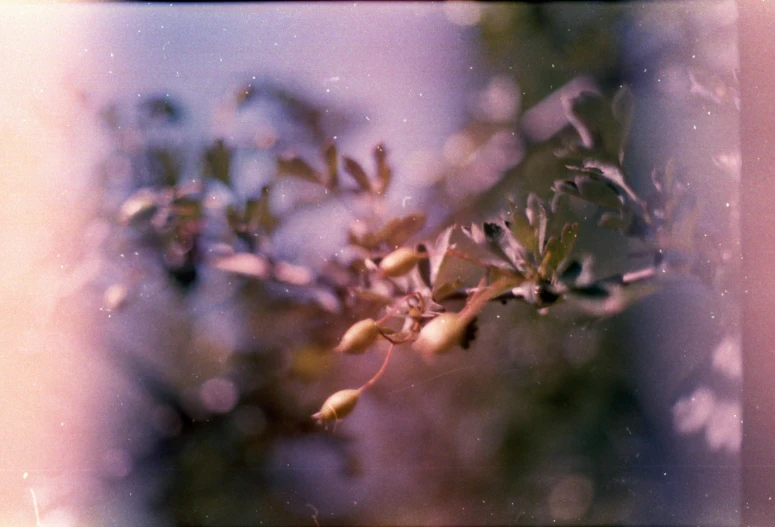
[358,341,395,393]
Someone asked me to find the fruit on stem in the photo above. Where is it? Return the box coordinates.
[335,318,380,354]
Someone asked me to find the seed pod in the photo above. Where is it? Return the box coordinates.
[412,312,466,356]
[312,388,361,422]
[334,318,380,354]
[379,247,423,277]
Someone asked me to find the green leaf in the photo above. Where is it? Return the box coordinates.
[560,222,579,258]
[552,179,581,198]
[526,193,548,255]
[277,153,322,184]
[574,175,623,210]
[538,223,577,280]
[538,236,562,279]
[342,156,372,192]
[577,160,641,206]
[374,143,392,195]
[203,139,233,186]
[508,200,538,255]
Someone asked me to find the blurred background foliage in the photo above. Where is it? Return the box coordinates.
[71,3,741,526]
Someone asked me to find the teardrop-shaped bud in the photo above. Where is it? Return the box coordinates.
[312,388,361,423]
[334,318,380,354]
[379,248,423,277]
[412,312,466,356]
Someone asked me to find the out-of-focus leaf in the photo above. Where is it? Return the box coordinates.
[211,253,271,278]
[141,96,181,123]
[668,203,699,251]
[688,67,740,109]
[323,141,338,189]
[245,185,279,234]
[351,214,426,251]
[374,143,391,195]
[568,91,623,163]
[552,179,581,198]
[652,158,676,195]
[273,261,315,286]
[288,345,332,381]
[119,188,159,225]
[207,243,235,258]
[310,287,341,313]
[577,160,641,206]
[377,213,426,249]
[175,180,204,199]
[342,156,371,192]
[234,83,257,107]
[598,211,630,232]
[172,196,202,222]
[226,205,240,232]
[149,147,181,187]
[277,153,322,184]
[348,288,394,309]
[348,230,378,251]
[575,175,623,209]
[612,85,634,128]
[508,200,538,255]
[203,139,233,186]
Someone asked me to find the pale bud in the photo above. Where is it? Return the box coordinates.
[312,389,361,422]
[334,318,380,354]
[379,248,423,277]
[412,312,466,356]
